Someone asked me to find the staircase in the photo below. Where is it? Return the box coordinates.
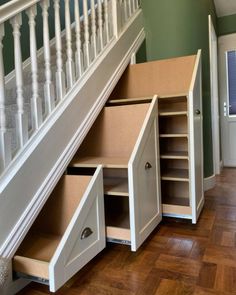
[0,0,144,268]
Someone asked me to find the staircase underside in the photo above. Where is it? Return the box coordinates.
[0,10,145,257]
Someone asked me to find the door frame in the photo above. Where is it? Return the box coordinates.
[208,15,221,175]
[218,33,236,167]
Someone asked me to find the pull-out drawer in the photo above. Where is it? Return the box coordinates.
[70,97,162,251]
[13,166,105,292]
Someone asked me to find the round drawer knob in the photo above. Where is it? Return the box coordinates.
[145,162,152,170]
[195,109,201,115]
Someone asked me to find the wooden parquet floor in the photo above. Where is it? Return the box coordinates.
[18,168,236,295]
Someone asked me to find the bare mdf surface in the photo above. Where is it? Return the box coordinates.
[110,55,196,99]
[13,175,92,280]
[18,168,236,295]
[71,104,150,166]
[31,175,92,236]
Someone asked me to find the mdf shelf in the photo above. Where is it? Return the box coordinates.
[107,97,152,106]
[106,226,131,242]
[104,177,129,196]
[162,196,191,216]
[160,151,189,160]
[159,134,188,138]
[161,168,189,182]
[71,156,129,169]
[159,111,188,117]
[163,204,191,216]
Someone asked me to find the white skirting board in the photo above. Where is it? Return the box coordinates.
[204,174,216,191]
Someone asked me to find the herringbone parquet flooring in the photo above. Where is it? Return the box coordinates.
[18,168,236,294]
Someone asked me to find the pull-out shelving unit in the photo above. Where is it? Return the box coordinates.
[70,96,162,251]
[109,51,204,223]
[13,167,105,292]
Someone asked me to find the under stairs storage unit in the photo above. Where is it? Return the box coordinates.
[12,166,105,292]
[110,51,204,223]
[70,96,162,251]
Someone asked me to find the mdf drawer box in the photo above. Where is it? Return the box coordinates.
[13,166,105,292]
[70,96,162,252]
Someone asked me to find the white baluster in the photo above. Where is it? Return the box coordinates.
[27,5,43,131]
[97,0,104,52]
[111,0,119,38]
[83,0,90,69]
[10,14,28,149]
[74,0,84,78]
[132,0,135,13]
[123,0,128,22]
[65,0,75,89]
[54,0,66,100]
[41,0,55,115]
[104,0,109,44]
[127,0,132,18]
[0,24,11,172]
[91,0,97,59]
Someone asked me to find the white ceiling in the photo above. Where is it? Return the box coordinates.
[214,0,236,17]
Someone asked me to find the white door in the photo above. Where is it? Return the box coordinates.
[219,34,236,166]
[208,15,220,174]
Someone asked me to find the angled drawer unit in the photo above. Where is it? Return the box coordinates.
[109,50,204,224]
[12,166,105,292]
[70,96,162,251]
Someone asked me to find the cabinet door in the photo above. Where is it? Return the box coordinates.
[50,167,105,291]
[189,52,204,223]
[129,98,162,251]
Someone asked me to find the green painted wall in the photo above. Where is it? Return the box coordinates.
[218,14,236,36]
[138,0,217,177]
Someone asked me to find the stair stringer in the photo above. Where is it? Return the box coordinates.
[0,10,145,259]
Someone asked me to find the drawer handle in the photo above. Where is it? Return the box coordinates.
[145,162,152,170]
[81,227,93,240]
[195,109,200,115]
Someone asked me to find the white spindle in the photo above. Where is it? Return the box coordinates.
[104,0,109,44]
[41,0,55,115]
[10,14,28,148]
[123,0,128,22]
[54,0,66,100]
[65,0,75,89]
[83,0,90,69]
[27,5,43,130]
[132,0,135,13]
[91,0,97,59]
[97,0,104,52]
[111,0,119,38]
[127,0,132,18]
[74,0,83,78]
[0,24,11,171]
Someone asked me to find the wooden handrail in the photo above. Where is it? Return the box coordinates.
[0,0,40,24]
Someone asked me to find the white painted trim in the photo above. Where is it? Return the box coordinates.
[208,15,221,175]
[204,174,216,191]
